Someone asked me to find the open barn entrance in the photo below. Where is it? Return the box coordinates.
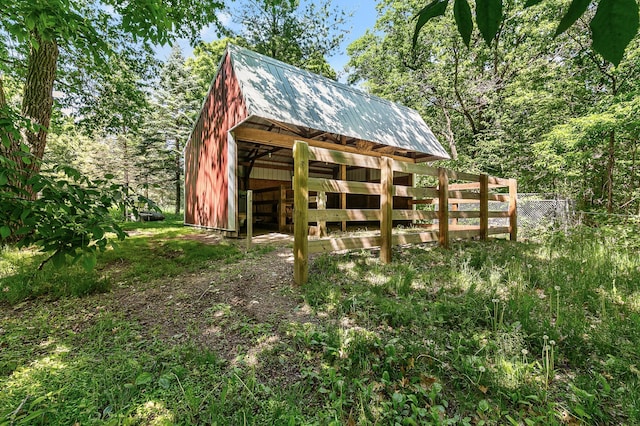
[233,118,417,237]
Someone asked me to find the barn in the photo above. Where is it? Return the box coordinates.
[184,44,451,235]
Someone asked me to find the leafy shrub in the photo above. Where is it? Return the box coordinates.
[1,106,132,270]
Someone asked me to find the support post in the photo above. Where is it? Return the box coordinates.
[479,173,489,240]
[509,178,518,241]
[380,157,393,263]
[246,190,253,250]
[340,164,347,231]
[278,184,287,232]
[317,191,327,237]
[293,141,309,284]
[450,203,459,226]
[438,168,449,248]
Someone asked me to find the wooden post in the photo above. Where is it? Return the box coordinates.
[278,184,287,232]
[509,178,518,241]
[479,173,489,240]
[450,203,459,226]
[246,190,253,250]
[340,164,347,231]
[380,157,393,263]
[438,168,449,248]
[293,141,309,285]
[317,191,327,237]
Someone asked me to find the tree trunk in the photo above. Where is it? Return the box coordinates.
[606,130,615,213]
[0,75,22,170]
[175,150,181,214]
[21,32,59,175]
[440,104,458,160]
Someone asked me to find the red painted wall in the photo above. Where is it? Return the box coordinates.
[184,53,248,229]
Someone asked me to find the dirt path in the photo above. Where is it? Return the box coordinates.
[110,245,317,362]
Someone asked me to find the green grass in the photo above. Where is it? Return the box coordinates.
[0,214,241,305]
[1,220,640,424]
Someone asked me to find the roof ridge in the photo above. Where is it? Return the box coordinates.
[227,44,416,113]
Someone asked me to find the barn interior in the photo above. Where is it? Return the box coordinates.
[232,116,435,233]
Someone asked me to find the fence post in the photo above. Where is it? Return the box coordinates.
[293,141,309,285]
[438,168,449,248]
[480,174,489,240]
[317,191,327,237]
[246,190,253,250]
[380,157,393,263]
[340,164,347,232]
[509,178,518,241]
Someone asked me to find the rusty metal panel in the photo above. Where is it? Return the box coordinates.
[185,54,247,229]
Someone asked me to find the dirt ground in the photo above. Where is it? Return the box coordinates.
[107,236,318,363]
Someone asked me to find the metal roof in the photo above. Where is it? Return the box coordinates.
[227,45,450,160]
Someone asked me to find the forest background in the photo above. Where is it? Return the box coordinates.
[2,0,639,220]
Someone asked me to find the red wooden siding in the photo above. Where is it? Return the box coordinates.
[185,53,248,229]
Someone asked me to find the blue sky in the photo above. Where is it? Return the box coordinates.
[156,0,379,80]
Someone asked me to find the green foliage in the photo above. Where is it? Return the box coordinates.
[413,0,640,65]
[1,108,130,271]
[234,0,350,80]
[2,222,640,423]
[454,0,474,47]
[590,0,639,66]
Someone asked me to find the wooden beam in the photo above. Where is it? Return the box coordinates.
[246,190,253,250]
[317,191,328,237]
[340,164,347,231]
[308,177,382,195]
[309,146,382,169]
[393,185,439,198]
[380,157,393,263]
[278,185,287,232]
[233,127,414,163]
[438,167,449,248]
[392,161,438,176]
[509,179,517,241]
[447,170,480,182]
[309,209,381,222]
[479,173,489,240]
[293,141,309,285]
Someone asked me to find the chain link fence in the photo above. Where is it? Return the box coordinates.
[450,193,574,236]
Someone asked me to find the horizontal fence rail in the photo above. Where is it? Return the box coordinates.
[293,141,517,284]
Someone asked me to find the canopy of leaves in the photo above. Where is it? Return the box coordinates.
[413,0,639,66]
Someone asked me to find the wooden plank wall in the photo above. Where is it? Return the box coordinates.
[292,140,518,285]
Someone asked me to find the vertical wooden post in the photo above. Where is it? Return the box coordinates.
[278,184,287,232]
[380,157,393,263]
[246,190,253,250]
[317,191,327,237]
[293,141,309,285]
[438,168,449,248]
[450,203,459,226]
[479,173,489,240]
[509,178,518,241]
[340,164,347,231]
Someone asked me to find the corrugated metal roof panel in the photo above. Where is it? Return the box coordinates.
[228,45,450,160]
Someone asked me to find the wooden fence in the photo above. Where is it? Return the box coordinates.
[292,140,517,284]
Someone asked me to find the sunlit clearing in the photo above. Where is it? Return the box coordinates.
[6,350,68,394]
[627,292,640,313]
[243,335,280,367]
[132,400,175,425]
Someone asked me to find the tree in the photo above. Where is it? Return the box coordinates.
[185,37,249,101]
[78,55,150,218]
[348,0,569,174]
[348,0,640,214]
[413,0,639,66]
[235,0,350,79]
[0,0,225,182]
[154,46,200,214]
